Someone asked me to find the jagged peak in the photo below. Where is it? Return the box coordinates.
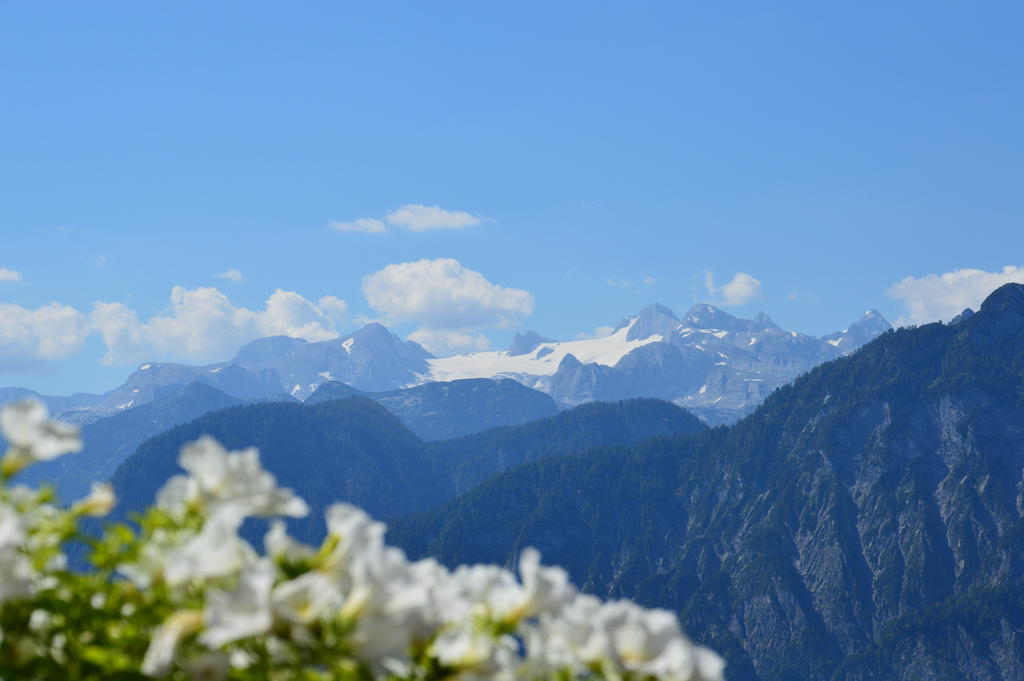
[508,331,557,356]
[753,312,780,330]
[557,353,583,371]
[624,303,681,341]
[233,335,309,365]
[681,303,739,330]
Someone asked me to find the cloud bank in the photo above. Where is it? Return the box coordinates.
[887,265,1024,325]
[91,287,349,365]
[0,302,90,371]
[362,258,533,354]
[0,268,22,283]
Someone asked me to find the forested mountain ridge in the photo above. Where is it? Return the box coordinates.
[110,396,706,541]
[387,283,1024,681]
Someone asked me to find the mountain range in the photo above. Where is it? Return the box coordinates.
[387,283,1024,681]
[98,283,1024,680]
[5,302,892,428]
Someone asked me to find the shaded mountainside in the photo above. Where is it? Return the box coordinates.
[306,377,558,440]
[387,284,1024,681]
[112,399,451,540]
[110,396,705,542]
[427,398,706,494]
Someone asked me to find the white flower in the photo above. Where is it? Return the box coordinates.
[318,503,386,578]
[272,571,341,624]
[510,548,574,622]
[429,624,519,677]
[164,510,254,586]
[175,437,308,518]
[264,520,314,561]
[141,610,204,678]
[200,560,275,649]
[0,400,81,475]
[155,475,198,516]
[0,550,36,604]
[73,481,116,516]
[0,501,25,547]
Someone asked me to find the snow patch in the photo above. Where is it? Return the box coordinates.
[699,384,707,394]
[342,338,355,354]
[426,319,662,382]
[826,339,841,347]
[209,367,223,374]
[139,364,151,371]
[318,371,335,381]
[117,401,134,410]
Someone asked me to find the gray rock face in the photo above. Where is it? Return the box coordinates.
[620,303,681,341]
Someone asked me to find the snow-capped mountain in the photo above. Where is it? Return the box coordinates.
[9,303,890,427]
[50,323,433,424]
[422,303,892,423]
[232,322,432,399]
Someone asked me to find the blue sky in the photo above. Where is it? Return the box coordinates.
[2,1,1022,395]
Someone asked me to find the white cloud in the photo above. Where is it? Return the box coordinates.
[887,265,1024,325]
[362,258,532,356]
[215,269,247,284]
[704,271,763,306]
[91,286,348,365]
[606,278,633,288]
[384,204,482,232]
[94,255,109,269]
[0,268,23,283]
[642,275,656,286]
[362,258,533,329]
[331,204,484,235]
[329,218,388,234]
[0,302,89,371]
[407,329,491,355]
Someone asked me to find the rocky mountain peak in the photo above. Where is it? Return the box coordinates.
[557,353,583,371]
[681,303,739,330]
[233,335,309,366]
[508,331,556,356]
[753,311,780,330]
[625,303,681,341]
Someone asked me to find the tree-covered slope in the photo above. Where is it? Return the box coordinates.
[388,283,1024,681]
[111,398,452,540]
[427,397,706,493]
[306,377,558,440]
[111,395,704,542]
